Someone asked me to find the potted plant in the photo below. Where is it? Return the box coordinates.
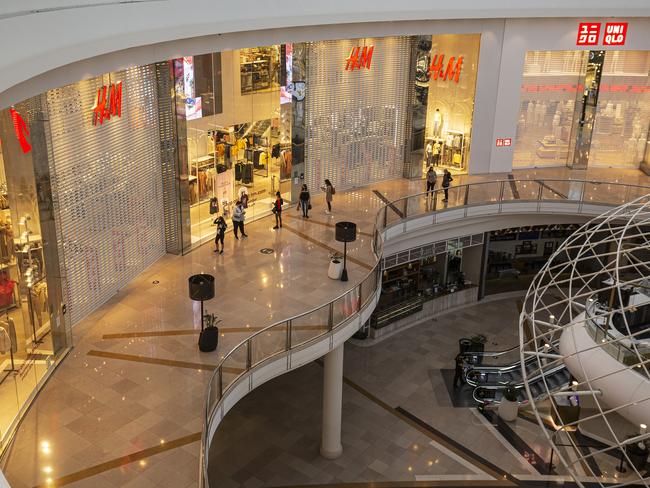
[498,384,519,422]
[198,313,221,352]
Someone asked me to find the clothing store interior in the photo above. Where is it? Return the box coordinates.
[513,50,650,169]
[0,146,53,439]
[419,34,480,177]
[179,45,293,245]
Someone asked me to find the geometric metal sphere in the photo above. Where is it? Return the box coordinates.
[520,194,650,487]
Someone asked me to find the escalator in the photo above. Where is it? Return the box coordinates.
[464,354,539,387]
[473,363,572,404]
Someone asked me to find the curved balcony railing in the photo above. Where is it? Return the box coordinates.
[200,178,650,487]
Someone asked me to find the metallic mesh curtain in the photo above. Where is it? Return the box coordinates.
[304,37,411,191]
[45,65,165,324]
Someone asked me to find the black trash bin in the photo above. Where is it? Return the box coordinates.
[459,338,472,354]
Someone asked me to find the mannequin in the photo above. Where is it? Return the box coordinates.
[433,141,442,166]
[432,109,443,138]
[425,141,433,166]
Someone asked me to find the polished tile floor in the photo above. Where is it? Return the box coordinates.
[3,167,649,488]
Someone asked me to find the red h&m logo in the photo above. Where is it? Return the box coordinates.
[604,22,628,45]
[577,23,601,45]
[92,82,123,126]
[345,46,374,71]
[9,108,31,154]
[429,54,463,83]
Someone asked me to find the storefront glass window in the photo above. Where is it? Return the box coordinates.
[0,130,57,447]
[589,51,650,169]
[177,46,292,246]
[423,34,480,175]
[513,50,588,168]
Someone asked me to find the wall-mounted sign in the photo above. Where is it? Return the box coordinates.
[428,54,463,83]
[577,23,601,46]
[603,22,628,45]
[577,22,628,46]
[9,108,31,153]
[92,81,122,126]
[495,138,512,147]
[345,46,374,71]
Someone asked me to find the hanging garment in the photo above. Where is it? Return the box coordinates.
[272,144,281,158]
[0,278,15,308]
[0,326,10,354]
[259,151,268,167]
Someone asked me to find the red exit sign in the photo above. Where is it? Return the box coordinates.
[496,138,511,147]
[576,22,628,46]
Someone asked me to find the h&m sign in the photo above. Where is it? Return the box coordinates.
[345,46,374,71]
[92,81,123,126]
[429,54,463,83]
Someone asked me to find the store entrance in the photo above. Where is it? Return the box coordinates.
[568,50,606,170]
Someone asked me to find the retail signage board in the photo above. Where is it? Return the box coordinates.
[92,81,122,126]
[495,138,511,147]
[576,22,628,46]
[576,23,601,46]
[345,45,374,71]
[603,22,628,45]
[428,54,463,83]
[9,108,31,153]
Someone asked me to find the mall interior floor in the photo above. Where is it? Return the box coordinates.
[1,166,648,488]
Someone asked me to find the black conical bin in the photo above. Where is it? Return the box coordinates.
[188,274,215,301]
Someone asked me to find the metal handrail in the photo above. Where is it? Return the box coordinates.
[200,178,650,487]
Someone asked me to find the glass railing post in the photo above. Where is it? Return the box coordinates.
[383,206,388,229]
[537,180,543,200]
[357,283,362,312]
[218,367,223,399]
[246,339,252,369]
[464,185,469,206]
[328,302,334,331]
[579,180,586,203]
[286,320,292,350]
[499,180,505,201]
[433,191,438,211]
[402,198,408,219]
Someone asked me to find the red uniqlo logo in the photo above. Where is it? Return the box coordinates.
[429,54,463,83]
[9,108,31,154]
[92,81,123,126]
[496,138,511,148]
[345,46,374,71]
[577,23,601,45]
[603,22,628,45]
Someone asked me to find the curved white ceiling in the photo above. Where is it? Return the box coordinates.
[0,0,649,107]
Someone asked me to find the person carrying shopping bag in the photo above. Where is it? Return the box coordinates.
[321,179,335,214]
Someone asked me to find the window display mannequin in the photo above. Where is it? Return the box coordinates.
[425,141,433,166]
[432,109,443,138]
[433,141,441,166]
[238,187,249,208]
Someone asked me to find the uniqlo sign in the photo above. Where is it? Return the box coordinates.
[495,138,511,147]
[603,22,628,45]
[577,23,601,46]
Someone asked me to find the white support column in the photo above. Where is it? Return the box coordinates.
[320,343,344,459]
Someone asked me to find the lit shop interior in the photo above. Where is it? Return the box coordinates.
[0,144,53,441]
[513,50,650,170]
[417,34,480,176]
[176,46,293,244]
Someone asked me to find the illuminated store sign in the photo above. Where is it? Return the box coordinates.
[428,54,463,83]
[9,108,31,154]
[495,138,512,147]
[345,46,374,71]
[576,22,628,46]
[603,22,628,45]
[92,81,123,126]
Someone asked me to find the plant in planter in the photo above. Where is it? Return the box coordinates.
[198,313,221,352]
[498,384,519,422]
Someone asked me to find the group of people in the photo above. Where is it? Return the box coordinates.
[426,166,454,202]
[213,179,335,253]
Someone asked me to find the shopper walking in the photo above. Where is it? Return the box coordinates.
[298,184,311,218]
[272,191,283,229]
[453,353,465,388]
[442,169,453,202]
[426,166,437,195]
[213,216,227,254]
[232,200,248,239]
[321,179,335,214]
